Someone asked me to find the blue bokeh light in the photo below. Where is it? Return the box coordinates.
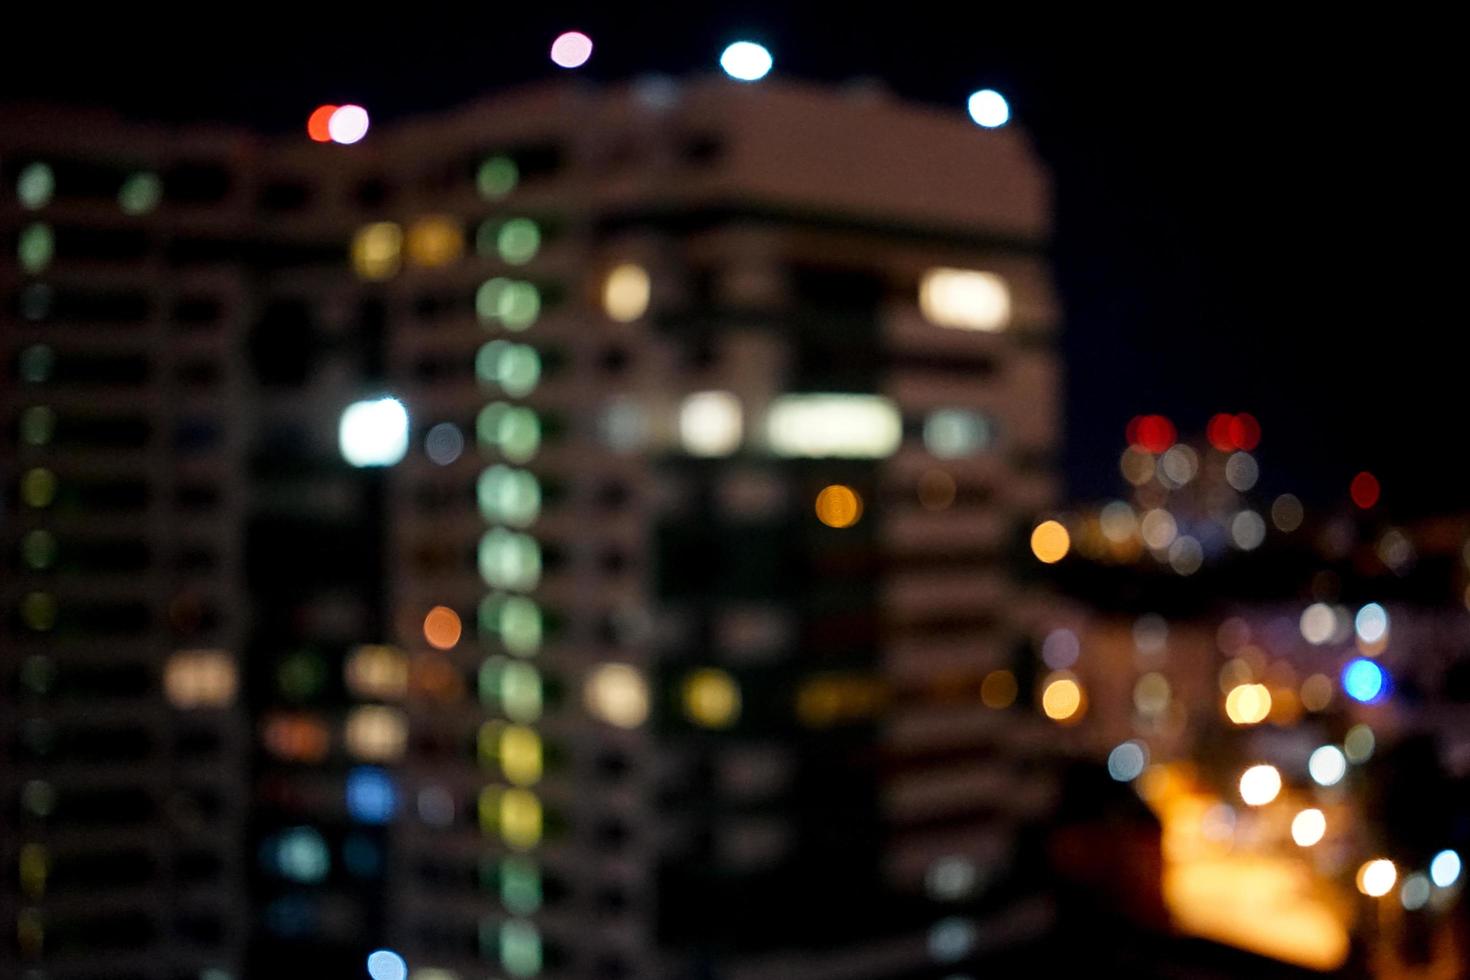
[1342,658,1387,703]
[346,766,397,824]
[366,949,407,980]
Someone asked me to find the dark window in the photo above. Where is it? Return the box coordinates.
[259,180,311,211]
[165,162,231,204]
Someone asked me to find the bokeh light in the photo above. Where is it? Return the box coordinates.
[1291,808,1326,847]
[720,41,773,81]
[1040,672,1084,723]
[1308,745,1347,786]
[603,263,651,321]
[340,397,409,467]
[679,391,742,457]
[1271,493,1304,531]
[1107,741,1147,781]
[966,88,1010,128]
[815,484,863,528]
[919,268,1010,331]
[1224,683,1271,725]
[423,606,462,650]
[1430,849,1461,888]
[1344,724,1375,763]
[550,31,593,68]
[306,105,336,142]
[1041,628,1079,670]
[1298,603,1335,645]
[1030,520,1070,563]
[1238,764,1281,806]
[683,668,740,728]
[367,949,408,980]
[1342,658,1386,703]
[1354,603,1388,644]
[584,663,649,729]
[328,104,370,144]
[1350,471,1380,509]
[1357,859,1397,898]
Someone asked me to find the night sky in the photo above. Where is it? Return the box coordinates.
[5,9,1458,515]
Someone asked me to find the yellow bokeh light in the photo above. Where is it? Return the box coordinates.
[405,215,464,268]
[1041,672,1084,722]
[1224,683,1272,725]
[351,222,402,281]
[683,667,740,728]
[1030,520,1070,563]
[584,663,650,729]
[603,262,651,322]
[981,669,1018,709]
[1291,808,1326,847]
[815,484,862,528]
[1357,859,1396,897]
[499,725,543,787]
[423,605,462,650]
[1239,764,1281,806]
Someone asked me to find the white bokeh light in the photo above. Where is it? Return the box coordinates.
[328,105,370,144]
[550,31,593,68]
[1308,745,1347,787]
[720,41,773,81]
[340,397,409,467]
[1431,849,1462,888]
[967,89,1010,128]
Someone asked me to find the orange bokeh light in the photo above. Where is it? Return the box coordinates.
[423,605,462,649]
[307,105,337,142]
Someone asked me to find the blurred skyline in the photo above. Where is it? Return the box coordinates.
[2,10,1459,514]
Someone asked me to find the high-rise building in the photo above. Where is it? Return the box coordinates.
[6,78,1072,980]
[355,79,1062,979]
[1,112,256,979]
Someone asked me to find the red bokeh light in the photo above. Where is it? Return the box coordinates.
[307,105,337,143]
[1229,412,1261,451]
[1350,471,1380,509]
[1134,415,1176,454]
[1206,413,1235,452]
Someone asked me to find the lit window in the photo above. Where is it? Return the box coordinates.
[919,268,1010,331]
[500,918,543,977]
[765,394,901,458]
[478,465,541,527]
[603,263,651,321]
[266,826,330,882]
[497,218,541,265]
[477,403,541,463]
[262,712,331,762]
[679,391,742,457]
[584,662,649,728]
[345,645,408,700]
[500,855,542,915]
[478,156,519,199]
[406,216,464,267]
[352,222,403,281]
[118,172,162,215]
[346,766,397,823]
[19,223,54,273]
[479,594,544,657]
[165,649,238,708]
[476,278,541,330]
[924,409,993,457]
[682,667,740,728]
[17,162,55,209]
[481,658,543,722]
[480,786,543,849]
[479,528,542,592]
[345,706,407,762]
[340,397,409,467]
[498,725,542,786]
[22,467,57,508]
[476,340,541,397]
